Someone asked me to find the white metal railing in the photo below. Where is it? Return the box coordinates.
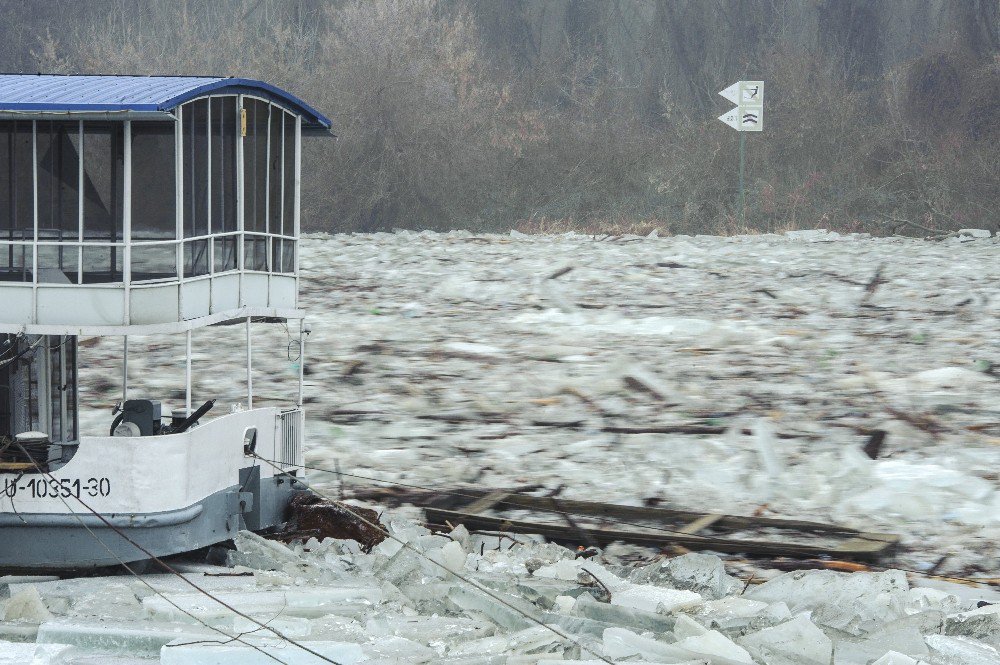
[275,409,302,471]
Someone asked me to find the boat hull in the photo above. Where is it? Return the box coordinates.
[0,474,303,572]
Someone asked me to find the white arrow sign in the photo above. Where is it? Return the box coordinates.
[719,80,763,105]
[718,81,742,105]
[718,107,741,129]
[718,80,764,131]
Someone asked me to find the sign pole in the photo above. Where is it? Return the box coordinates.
[717,80,762,228]
[738,132,746,227]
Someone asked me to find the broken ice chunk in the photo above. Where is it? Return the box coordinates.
[582,562,702,614]
[0,576,58,600]
[673,614,709,640]
[924,634,1000,664]
[737,614,832,665]
[0,622,38,642]
[3,586,52,623]
[603,626,753,664]
[832,626,929,665]
[365,615,495,645]
[448,586,536,632]
[553,595,576,614]
[691,596,770,628]
[67,584,142,620]
[630,553,742,600]
[539,612,618,639]
[428,540,468,573]
[374,545,426,586]
[160,638,365,665]
[447,625,566,659]
[745,569,909,635]
[362,635,437,662]
[906,586,964,614]
[449,524,471,549]
[571,595,676,634]
[143,586,382,623]
[306,615,370,643]
[543,661,710,665]
[869,652,927,665]
[533,558,585,581]
[0,641,74,665]
[945,603,1000,647]
[671,631,755,665]
[233,615,312,639]
[37,619,220,658]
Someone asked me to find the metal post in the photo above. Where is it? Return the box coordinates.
[31,121,37,319]
[77,121,83,284]
[123,120,131,324]
[293,114,301,308]
[122,336,129,402]
[297,319,305,409]
[185,329,192,413]
[738,132,746,228]
[236,95,245,302]
[176,104,184,288]
[246,316,253,409]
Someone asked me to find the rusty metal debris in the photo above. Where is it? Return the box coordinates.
[361,488,899,561]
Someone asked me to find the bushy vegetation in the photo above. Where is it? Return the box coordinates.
[10,0,999,235]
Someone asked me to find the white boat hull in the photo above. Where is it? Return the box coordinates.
[0,408,305,571]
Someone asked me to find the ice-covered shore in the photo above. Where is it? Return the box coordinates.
[29,228,995,663]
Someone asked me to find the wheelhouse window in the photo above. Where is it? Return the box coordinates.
[82,122,124,282]
[131,122,176,280]
[0,121,36,281]
[211,96,238,272]
[0,94,299,287]
[243,98,297,274]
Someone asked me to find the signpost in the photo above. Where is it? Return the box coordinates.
[718,80,763,226]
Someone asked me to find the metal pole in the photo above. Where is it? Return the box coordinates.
[185,330,192,413]
[246,316,253,409]
[123,120,131,325]
[297,319,305,409]
[738,131,746,228]
[122,336,128,402]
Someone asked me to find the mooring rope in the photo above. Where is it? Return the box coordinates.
[11,442,339,665]
[250,451,620,665]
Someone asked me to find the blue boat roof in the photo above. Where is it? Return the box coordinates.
[0,74,331,130]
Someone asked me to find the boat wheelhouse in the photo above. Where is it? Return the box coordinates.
[0,74,331,570]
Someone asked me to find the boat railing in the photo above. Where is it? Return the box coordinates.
[275,408,303,472]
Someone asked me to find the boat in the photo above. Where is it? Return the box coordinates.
[0,74,331,570]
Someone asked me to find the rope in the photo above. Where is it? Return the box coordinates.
[11,442,341,665]
[250,452,618,665]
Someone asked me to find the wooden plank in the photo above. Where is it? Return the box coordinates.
[425,502,898,562]
[833,533,900,554]
[678,513,724,534]
[461,491,510,515]
[426,508,887,559]
[482,494,859,535]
